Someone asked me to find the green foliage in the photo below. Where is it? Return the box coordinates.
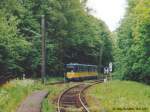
[0,11,30,76]
[0,0,112,77]
[114,0,150,84]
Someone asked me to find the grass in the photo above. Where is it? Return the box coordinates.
[42,82,78,112]
[45,77,64,84]
[0,79,44,112]
[4,78,148,112]
[42,98,55,112]
[86,80,150,112]
[0,77,78,112]
[0,77,65,112]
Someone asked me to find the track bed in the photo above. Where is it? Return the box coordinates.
[57,81,103,112]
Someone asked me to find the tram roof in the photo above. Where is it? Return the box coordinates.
[66,63,97,67]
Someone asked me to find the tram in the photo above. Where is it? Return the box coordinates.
[65,63,98,81]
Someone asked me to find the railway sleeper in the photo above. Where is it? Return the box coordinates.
[66,91,81,94]
[62,95,77,98]
[64,93,78,96]
[61,98,77,102]
[61,101,77,105]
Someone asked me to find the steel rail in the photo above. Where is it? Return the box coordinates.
[79,81,103,112]
[57,84,83,112]
[57,80,103,112]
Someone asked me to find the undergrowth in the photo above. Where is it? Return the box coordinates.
[86,80,150,112]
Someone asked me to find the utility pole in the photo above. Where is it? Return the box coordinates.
[41,15,46,84]
[98,44,103,80]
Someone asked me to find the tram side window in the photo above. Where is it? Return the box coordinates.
[93,67,97,72]
[90,67,96,72]
[85,66,88,72]
[90,67,93,72]
[67,67,74,72]
[83,66,87,72]
[88,67,91,72]
[92,67,95,72]
[79,66,82,72]
[92,67,94,72]
[88,67,90,72]
[78,66,85,72]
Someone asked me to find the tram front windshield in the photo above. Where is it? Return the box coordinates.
[66,66,78,72]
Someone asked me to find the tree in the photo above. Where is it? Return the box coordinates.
[115,0,150,84]
[0,0,113,77]
[0,11,30,77]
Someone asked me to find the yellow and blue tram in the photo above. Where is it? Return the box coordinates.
[65,63,98,81]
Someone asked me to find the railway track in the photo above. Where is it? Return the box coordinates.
[57,80,103,112]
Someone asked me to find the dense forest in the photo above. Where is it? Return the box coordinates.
[114,0,150,84]
[0,0,112,77]
[0,0,149,84]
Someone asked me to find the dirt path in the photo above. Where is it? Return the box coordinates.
[17,90,48,112]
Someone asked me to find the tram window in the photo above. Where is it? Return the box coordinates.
[79,66,83,72]
[90,67,93,72]
[66,67,74,72]
[79,67,83,72]
[88,67,91,72]
[83,66,87,72]
[78,66,85,72]
[92,68,94,72]
[94,67,97,72]
[73,66,78,72]
[85,66,88,72]
[88,67,90,72]
[92,68,95,72]
[90,67,96,72]
[93,68,95,72]
[82,66,85,72]
[93,68,96,72]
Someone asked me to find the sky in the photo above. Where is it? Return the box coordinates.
[87,0,127,31]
